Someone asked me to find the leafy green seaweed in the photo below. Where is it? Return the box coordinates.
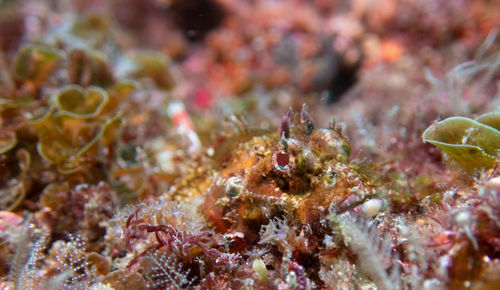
[422,114,500,170]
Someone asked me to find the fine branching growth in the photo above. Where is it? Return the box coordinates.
[143,250,194,290]
[425,30,500,115]
[9,223,93,290]
[53,234,95,289]
[10,218,48,290]
[329,213,400,290]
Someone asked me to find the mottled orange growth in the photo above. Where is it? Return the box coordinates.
[381,39,404,63]
[221,151,258,177]
[203,108,383,242]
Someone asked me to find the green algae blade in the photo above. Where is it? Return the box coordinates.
[12,45,61,85]
[0,130,16,154]
[477,111,500,131]
[422,116,500,170]
[54,85,109,119]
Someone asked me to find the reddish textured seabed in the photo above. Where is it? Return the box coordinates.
[0,0,499,289]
